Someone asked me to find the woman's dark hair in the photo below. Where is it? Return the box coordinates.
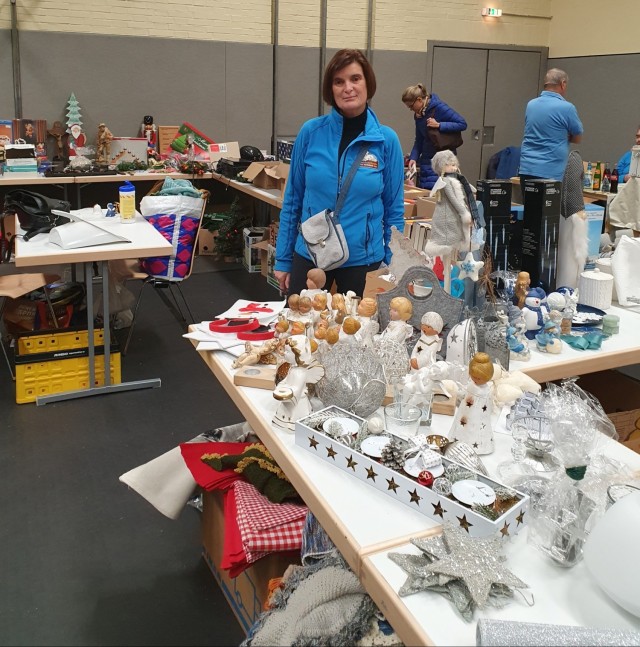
[322,48,376,108]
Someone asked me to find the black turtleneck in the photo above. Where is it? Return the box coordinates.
[338,108,367,160]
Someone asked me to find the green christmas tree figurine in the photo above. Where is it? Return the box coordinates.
[65,93,86,157]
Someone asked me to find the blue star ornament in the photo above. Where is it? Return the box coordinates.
[456,252,484,281]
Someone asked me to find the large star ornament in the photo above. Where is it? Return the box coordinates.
[456,252,484,281]
[421,523,527,607]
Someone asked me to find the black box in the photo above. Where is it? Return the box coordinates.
[477,180,512,272]
[521,179,561,293]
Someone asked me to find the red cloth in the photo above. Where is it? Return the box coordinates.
[221,487,269,577]
[234,481,306,559]
[179,441,250,491]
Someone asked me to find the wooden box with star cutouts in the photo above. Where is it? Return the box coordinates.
[295,405,529,539]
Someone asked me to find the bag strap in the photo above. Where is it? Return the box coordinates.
[334,142,369,221]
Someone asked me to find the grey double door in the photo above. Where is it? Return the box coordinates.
[428,44,547,185]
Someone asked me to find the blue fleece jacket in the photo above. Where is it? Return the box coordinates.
[274,106,405,273]
[409,93,467,190]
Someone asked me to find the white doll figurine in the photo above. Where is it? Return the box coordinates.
[272,335,324,432]
[521,287,549,340]
[449,352,495,455]
[410,311,444,371]
[379,296,413,345]
[355,297,379,348]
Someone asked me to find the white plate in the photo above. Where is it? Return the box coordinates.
[403,456,445,478]
[451,479,496,506]
[322,416,360,437]
[360,435,391,458]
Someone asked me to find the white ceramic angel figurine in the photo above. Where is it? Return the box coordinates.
[272,335,324,432]
[410,311,443,371]
[449,352,494,455]
[355,297,379,348]
[379,296,413,345]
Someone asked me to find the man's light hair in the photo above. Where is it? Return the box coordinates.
[544,68,568,87]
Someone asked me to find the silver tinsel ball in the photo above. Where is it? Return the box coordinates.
[315,342,387,418]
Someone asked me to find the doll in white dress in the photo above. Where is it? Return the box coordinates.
[410,311,443,371]
[449,352,494,455]
[379,296,413,345]
[355,297,379,348]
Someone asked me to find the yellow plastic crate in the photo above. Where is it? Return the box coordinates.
[15,350,121,404]
[14,328,121,404]
[16,328,107,356]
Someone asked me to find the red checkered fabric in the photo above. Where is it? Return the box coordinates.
[233,480,307,564]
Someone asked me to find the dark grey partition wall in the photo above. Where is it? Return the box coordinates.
[0,30,273,152]
[0,30,14,117]
[550,53,640,167]
[370,49,430,155]
[274,45,321,141]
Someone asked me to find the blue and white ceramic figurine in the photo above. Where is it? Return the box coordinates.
[105,202,117,218]
[521,287,549,340]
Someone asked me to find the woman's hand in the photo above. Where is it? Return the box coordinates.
[426,117,440,128]
[408,160,417,172]
[274,270,290,293]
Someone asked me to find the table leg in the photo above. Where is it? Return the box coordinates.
[36,260,161,405]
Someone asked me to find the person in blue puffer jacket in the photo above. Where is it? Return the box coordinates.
[402,84,467,190]
[274,49,405,298]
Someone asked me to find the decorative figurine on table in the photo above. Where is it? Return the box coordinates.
[140,115,158,158]
[379,296,413,345]
[272,335,325,432]
[535,320,563,354]
[301,268,331,309]
[310,292,329,325]
[506,313,530,361]
[514,271,531,309]
[424,150,478,294]
[105,202,117,218]
[355,297,379,348]
[521,287,549,340]
[340,316,362,343]
[231,338,280,369]
[47,120,67,162]
[95,122,114,165]
[331,293,347,325]
[410,311,444,371]
[402,360,453,410]
[449,352,495,455]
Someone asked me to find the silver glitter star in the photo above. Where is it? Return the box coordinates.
[422,523,527,607]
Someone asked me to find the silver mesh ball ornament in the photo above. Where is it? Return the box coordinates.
[315,343,387,418]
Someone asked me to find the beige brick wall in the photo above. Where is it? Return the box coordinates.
[8,0,637,57]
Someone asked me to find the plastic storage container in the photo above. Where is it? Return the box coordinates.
[119,181,136,223]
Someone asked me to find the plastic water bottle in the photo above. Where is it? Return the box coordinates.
[583,162,593,190]
[119,181,136,223]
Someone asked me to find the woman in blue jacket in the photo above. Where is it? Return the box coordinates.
[274,49,405,297]
[402,84,467,190]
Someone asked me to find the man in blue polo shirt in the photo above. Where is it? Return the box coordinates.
[617,125,640,184]
[519,68,583,185]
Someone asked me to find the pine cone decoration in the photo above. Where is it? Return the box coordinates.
[381,438,405,471]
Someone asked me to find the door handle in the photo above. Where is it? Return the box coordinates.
[483,126,495,145]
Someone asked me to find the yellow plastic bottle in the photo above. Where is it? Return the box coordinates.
[119,181,136,223]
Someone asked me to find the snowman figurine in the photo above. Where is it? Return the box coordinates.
[521,287,549,340]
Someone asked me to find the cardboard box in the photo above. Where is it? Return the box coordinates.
[170,122,215,158]
[363,268,395,299]
[415,196,437,219]
[521,179,561,293]
[198,229,218,256]
[243,162,290,193]
[201,491,299,634]
[208,141,240,163]
[243,227,268,273]
[157,126,180,154]
[295,406,529,538]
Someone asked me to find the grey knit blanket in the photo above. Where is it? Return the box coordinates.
[242,551,378,647]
